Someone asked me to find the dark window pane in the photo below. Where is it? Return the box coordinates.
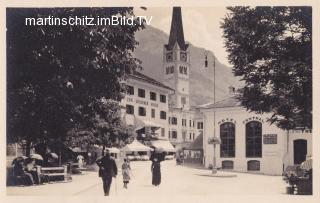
[127,85,134,95]
[220,122,235,158]
[138,88,145,98]
[126,105,134,114]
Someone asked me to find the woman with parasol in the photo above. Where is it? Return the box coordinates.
[150,147,165,186]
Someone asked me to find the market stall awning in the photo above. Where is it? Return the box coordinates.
[151,140,176,152]
[124,139,153,152]
[185,132,203,150]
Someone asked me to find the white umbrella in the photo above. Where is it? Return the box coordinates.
[301,159,312,170]
[50,152,59,159]
[30,154,43,160]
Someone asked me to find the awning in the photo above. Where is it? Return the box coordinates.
[123,139,153,152]
[134,116,162,131]
[151,140,176,152]
[92,145,120,154]
[301,158,312,170]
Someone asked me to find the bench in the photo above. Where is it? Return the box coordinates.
[37,166,71,183]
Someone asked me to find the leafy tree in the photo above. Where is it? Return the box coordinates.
[221,7,312,130]
[7,8,144,155]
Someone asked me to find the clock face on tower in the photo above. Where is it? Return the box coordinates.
[166,52,173,62]
[180,52,187,62]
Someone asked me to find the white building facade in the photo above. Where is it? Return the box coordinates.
[200,97,312,175]
[121,71,174,140]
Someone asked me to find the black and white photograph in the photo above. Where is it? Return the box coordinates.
[3,2,317,201]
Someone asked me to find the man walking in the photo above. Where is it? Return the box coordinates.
[96,149,118,196]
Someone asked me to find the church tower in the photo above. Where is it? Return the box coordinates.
[163,7,190,109]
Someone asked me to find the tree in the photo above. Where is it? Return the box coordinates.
[221,7,312,130]
[7,8,144,155]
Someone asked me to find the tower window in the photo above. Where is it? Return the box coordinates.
[166,52,173,62]
[138,88,145,98]
[170,66,174,73]
[179,66,183,74]
[166,66,174,75]
[180,52,187,62]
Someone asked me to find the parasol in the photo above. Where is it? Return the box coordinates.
[301,158,312,171]
[30,153,44,160]
[49,152,59,159]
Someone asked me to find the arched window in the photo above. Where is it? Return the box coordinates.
[220,122,235,157]
[246,121,262,157]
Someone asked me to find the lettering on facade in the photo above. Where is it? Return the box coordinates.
[263,134,277,144]
[127,97,133,102]
[151,103,158,107]
[218,118,236,125]
[242,116,264,124]
[136,99,148,106]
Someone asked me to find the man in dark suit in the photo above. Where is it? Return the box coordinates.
[96,149,118,196]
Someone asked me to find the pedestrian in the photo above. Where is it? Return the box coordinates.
[77,155,84,168]
[25,158,40,185]
[13,161,34,186]
[151,157,161,186]
[96,149,118,196]
[121,157,131,189]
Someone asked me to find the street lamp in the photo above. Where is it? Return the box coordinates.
[204,50,219,174]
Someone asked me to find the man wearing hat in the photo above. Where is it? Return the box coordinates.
[96,149,118,196]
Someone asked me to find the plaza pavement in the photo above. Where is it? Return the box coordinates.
[7,160,288,196]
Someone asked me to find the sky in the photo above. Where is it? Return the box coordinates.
[135,7,231,66]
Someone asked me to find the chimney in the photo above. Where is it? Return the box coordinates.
[228,86,236,95]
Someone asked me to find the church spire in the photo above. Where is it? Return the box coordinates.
[165,7,188,51]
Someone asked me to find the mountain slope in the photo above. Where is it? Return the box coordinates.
[134,25,242,106]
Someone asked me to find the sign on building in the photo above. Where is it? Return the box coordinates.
[263,134,277,144]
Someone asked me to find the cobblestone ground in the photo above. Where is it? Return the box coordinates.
[7,160,287,196]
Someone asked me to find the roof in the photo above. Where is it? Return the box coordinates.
[129,71,174,92]
[151,140,176,152]
[199,96,242,109]
[185,132,203,150]
[165,7,188,51]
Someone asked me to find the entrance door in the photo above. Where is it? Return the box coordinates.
[294,139,307,165]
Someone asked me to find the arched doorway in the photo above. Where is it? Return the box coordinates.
[294,139,307,165]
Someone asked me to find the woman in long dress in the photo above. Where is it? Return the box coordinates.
[151,158,161,186]
[122,158,131,188]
